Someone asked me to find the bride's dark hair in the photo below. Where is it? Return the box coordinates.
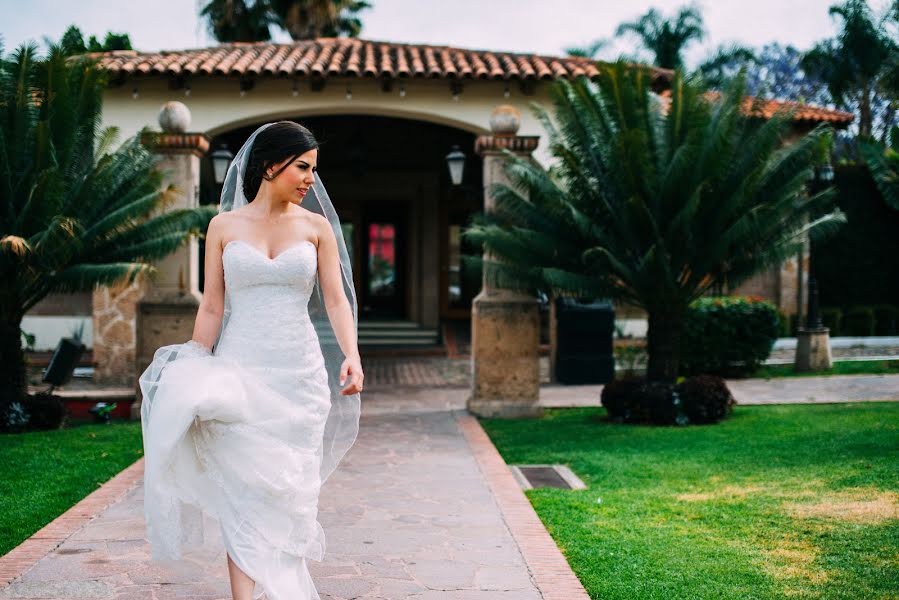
[243,120,319,201]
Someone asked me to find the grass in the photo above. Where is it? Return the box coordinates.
[749,359,899,379]
[0,420,144,555]
[480,402,899,600]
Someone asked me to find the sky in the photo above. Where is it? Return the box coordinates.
[1,0,894,68]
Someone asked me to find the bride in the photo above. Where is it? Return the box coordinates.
[139,121,364,600]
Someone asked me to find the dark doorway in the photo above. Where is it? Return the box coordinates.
[361,204,406,318]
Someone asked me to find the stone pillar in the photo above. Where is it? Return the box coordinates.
[795,326,832,371]
[467,105,543,418]
[133,102,209,417]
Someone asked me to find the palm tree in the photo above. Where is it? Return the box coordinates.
[199,0,275,43]
[462,62,846,383]
[615,4,706,69]
[802,0,898,140]
[199,0,371,43]
[564,39,609,60]
[270,0,371,40]
[0,42,216,429]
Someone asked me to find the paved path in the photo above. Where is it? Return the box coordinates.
[4,373,897,599]
[538,373,899,407]
[0,389,571,600]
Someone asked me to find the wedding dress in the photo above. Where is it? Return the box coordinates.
[139,237,344,600]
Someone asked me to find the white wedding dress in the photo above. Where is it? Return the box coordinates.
[139,238,343,600]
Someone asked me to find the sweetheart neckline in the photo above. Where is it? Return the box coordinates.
[223,238,316,262]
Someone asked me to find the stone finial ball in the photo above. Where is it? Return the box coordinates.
[158,101,191,133]
[489,104,521,135]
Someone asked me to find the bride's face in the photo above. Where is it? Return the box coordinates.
[267,148,318,204]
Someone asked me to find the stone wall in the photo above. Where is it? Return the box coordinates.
[92,278,146,385]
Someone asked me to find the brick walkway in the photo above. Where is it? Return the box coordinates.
[0,388,588,600]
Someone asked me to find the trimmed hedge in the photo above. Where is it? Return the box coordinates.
[600,374,736,425]
[680,295,780,377]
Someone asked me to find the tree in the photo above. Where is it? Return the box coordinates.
[57,25,133,56]
[860,126,899,210]
[697,43,830,105]
[615,4,706,69]
[564,39,610,60]
[696,43,758,89]
[802,0,898,140]
[462,62,845,383]
[0,42,216,428]
[269,0,372,39]
[199,0,372,43]
[199,0,275,43]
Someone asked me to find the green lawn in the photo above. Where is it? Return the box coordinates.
[749,359,899,378]
[0,421,144,555]
[480,402,899,600]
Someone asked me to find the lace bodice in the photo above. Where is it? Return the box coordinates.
[214,238,322,367]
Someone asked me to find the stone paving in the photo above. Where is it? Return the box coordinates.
[5,371,899,599]
[538,373,899,407]
[41,345,899,393]
[0,388,552,600]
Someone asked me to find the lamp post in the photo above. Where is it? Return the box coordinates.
[445,145,466,186]
[805,163,834,330]
[210,144,234,185]
[795,162,834,372]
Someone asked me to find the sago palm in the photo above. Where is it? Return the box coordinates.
[0,42,216,428]
[462,61,846,382]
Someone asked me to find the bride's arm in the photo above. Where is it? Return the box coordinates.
[316,214,364,393]
[191,214,226,351]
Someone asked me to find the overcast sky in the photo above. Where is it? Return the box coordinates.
[2,0,893,68]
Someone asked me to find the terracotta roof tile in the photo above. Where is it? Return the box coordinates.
[89,37,669,85]
[740,97,854,124]
[88,38,850,125]
[658,89,854,126]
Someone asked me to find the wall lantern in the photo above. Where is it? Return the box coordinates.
[210,144,235,184]
[445,145,465,186]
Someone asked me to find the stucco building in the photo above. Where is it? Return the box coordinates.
[22,38,852,390]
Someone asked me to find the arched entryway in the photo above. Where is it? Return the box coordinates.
[199,115,484,344]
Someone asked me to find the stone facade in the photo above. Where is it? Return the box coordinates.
[92,278,146,385]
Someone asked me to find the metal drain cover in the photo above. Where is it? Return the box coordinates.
[509,464,586,490]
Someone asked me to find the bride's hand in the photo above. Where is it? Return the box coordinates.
[339,354,364,394]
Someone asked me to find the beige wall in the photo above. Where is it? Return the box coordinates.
[101,76,558,167]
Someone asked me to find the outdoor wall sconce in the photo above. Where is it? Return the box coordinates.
[210,144,235,185]
[446,145,465,186]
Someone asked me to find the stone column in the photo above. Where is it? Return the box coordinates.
[467,105,543,418]
[133,102,209,418]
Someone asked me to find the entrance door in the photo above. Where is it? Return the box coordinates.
[361,206,406,318]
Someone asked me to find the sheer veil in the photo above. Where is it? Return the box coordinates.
[137,122,361,575]
[214,122,361,485]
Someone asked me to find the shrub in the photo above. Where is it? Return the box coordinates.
[23,392,67,431]
[872,304,899,335]
[675,374,736,424]
[681,295,780,377]
[820,307,843,335]
[843,305,876,336]
[600,377,643,422]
